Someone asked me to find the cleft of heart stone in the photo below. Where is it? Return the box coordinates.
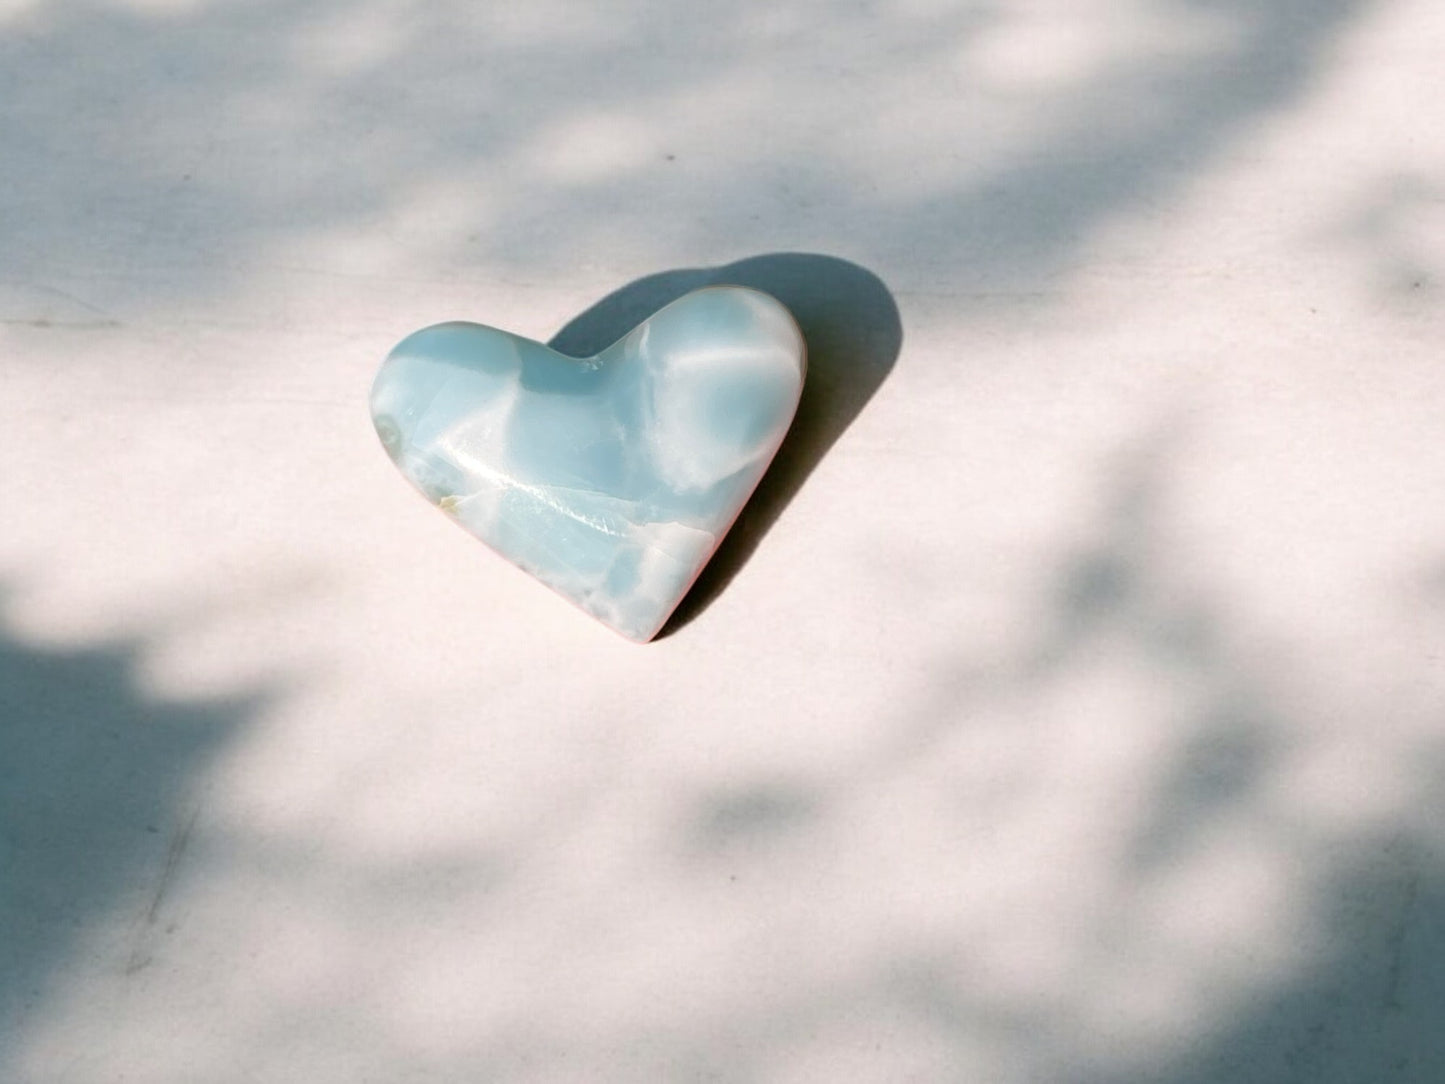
[370,286,806,641]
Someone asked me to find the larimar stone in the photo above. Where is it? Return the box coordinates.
[370,287,806,641]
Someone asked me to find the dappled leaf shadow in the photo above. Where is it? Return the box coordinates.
[0,0,1374,317]
[4,0,1433,1078]
[878,429,1445,1083]
[0,593,271,1070]
[1092,838,1445,1084]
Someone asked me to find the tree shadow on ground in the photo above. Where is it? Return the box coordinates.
[924,433,1445,1083]
[0,0,1423,1078]
[0,595,270,1072]
[0,0,1374,317]
[1074,829,1445,1084]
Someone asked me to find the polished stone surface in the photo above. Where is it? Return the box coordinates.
[370,286,805,640]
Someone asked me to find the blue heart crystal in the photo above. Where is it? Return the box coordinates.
[370,286,806,641]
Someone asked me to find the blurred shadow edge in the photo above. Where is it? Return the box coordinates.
[0,586,266,1067]
[549,253,902,636]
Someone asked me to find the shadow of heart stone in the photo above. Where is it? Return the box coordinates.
[551,254,901,637]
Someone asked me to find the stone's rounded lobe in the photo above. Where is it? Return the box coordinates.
[370,286,806,641]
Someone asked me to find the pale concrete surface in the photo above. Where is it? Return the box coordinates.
[2,0,1444,1080]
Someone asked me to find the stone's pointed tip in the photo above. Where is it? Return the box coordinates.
[372,287,803,637]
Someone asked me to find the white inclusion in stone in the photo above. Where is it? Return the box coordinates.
[640,291,805,493]
[370,286,805,641]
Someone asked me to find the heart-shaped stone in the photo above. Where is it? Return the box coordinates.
[370,286,806,641]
